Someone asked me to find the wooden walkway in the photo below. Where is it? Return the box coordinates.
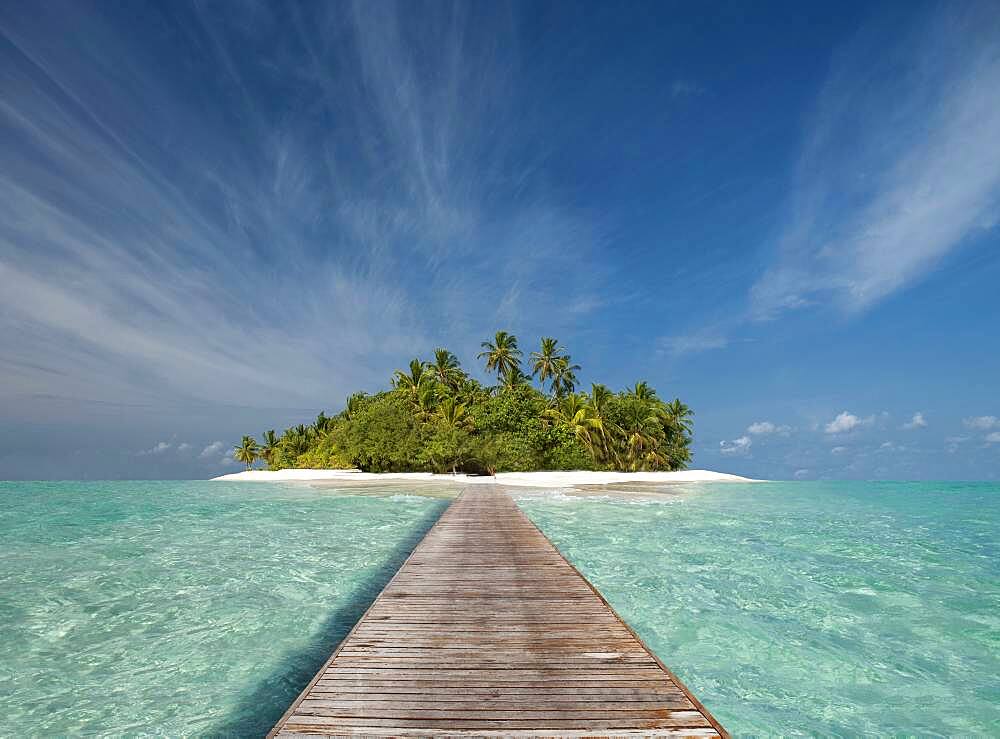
[269,488,728,737]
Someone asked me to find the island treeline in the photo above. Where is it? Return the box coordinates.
[235,332,693,474]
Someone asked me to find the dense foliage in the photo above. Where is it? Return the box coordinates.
[235,333,693,474]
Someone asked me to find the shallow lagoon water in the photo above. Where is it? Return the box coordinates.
[0,481,450,735]
[518,481,1000,734]
[1,479,997,735]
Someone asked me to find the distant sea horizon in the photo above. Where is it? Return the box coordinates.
[4,472,999,482]
[1,479,997,734]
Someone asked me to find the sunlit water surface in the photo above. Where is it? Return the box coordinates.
[517,481,1000,734]
[0,481,450,735]
[1,480,997,735]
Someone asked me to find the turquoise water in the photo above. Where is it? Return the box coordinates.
[518,482,1000,734]
[1,480,997,735]
[0,481,450,736]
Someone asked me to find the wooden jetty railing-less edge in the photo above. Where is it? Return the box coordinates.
[268,487,730,738]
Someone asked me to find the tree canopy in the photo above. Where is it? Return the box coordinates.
[239,333,693,474]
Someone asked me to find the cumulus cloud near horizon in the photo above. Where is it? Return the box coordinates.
[964,416,998,430]
[824,411,873,434]
[199,441,226,459]
[720,435,752,456]
[747,421,791,435]
[137,441,172,456]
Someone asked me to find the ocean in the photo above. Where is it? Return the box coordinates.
[1,480,997,735]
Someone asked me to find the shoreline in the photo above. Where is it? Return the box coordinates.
[210,468,761,485]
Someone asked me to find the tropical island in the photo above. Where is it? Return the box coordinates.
[233,332,695,475]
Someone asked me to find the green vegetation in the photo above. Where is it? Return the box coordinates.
[236,332,693,474]
[234,436,259,470]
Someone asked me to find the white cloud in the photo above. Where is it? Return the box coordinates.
[793,468,811,479]
[824,411,873,434]
[196,440,236,468]
[0,2,608,429]
[747,421,791,435]
[177,442,192,452]
[199,441,226,459]
[831,446,848,455]
[720,436,752,456]
[750,3,1000,319]
[946,436,969,454]
[137,441,171,456]
[986,432,1000,445]
[901,412,928,430]
[964,416,998,430]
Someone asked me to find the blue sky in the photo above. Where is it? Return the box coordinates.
[1,0,999,480]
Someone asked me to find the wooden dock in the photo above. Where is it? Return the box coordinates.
[269,487,728,737]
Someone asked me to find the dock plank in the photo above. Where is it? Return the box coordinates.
[269,488,728,738]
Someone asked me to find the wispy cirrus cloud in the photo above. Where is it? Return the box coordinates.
[0,1,609,430]
[657,331,728,358]
[751,2,1000,319]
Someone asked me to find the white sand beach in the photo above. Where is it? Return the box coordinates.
[211,468,758,485]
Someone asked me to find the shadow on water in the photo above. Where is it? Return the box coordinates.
[208,502,448,737]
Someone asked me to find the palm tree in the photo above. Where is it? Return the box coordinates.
[343,392,367,420]
[453,377,487,406]
[550,356,581,397]
[437,397,473,430]
[393,358,432,398]
[552,392,587,419]
[430,398,475,475]
[503,366,533,389]
[234,436,259,470]
[629,381,657,402]
[588,383,614,413]
[313,411,332,434]
[586,383,617,466]
[413,384,439,423]
[618,402,664,471]
[530,337,565,388]
[426,348,464,390]
[260,429,278,468]
[542,394,602,458]
[663,398,694,435]
[477,331,522,386]
[282,425,311,458]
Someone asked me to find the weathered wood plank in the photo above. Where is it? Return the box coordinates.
[269,487,728,738]
[304,692,692,703]
[283,714,711,728]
